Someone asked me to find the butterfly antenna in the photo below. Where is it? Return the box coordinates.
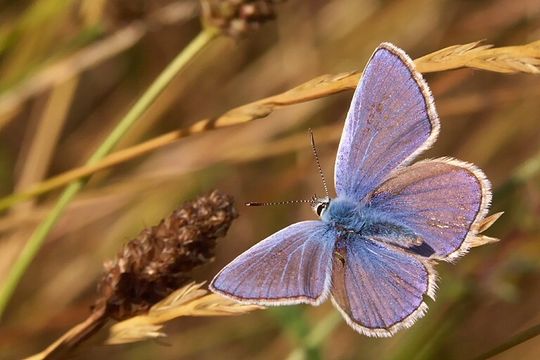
[309,128,329,198]
[246,199,314,207]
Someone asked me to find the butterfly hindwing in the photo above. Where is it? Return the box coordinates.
[210,221,336,306]
[335,43,440,203]
[369,158,492,261]
[331,236,436,337]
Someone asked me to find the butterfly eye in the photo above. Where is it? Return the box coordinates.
[316,203,327,216]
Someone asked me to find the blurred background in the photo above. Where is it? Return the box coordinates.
[0,0,539,359]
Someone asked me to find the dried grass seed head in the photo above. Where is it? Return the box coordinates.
[95,190,238,320]
[202,0,283,37]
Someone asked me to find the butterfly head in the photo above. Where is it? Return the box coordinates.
[311,195,330,217]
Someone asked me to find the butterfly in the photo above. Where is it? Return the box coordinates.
[209,43,494,337]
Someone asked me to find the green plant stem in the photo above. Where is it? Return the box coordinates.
[285,311,342,360]
[473,323,540,360]
[0,27,219,318]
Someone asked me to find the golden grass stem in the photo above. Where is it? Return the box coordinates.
[26,282,260,357]
[2,40,540,211]
[0,131,183,209]
[0,71,358,211]
[0,27,220,318]
[107,283,261,345]
[24,307,107,360]
[473,323,540,360]
[14,76,79,209]
[415,40,540,74]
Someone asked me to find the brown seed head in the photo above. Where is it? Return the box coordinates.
[94,190,238,320]
[202,0,283,37]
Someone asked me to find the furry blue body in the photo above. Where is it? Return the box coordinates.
[321,196,420,247]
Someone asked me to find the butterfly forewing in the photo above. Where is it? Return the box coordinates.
[210,221,336,305]
[335,43,440,203]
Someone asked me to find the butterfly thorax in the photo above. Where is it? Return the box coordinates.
[321,196,423,248]
[320,197,361,231]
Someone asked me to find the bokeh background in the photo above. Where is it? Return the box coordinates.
[1,0,539,359]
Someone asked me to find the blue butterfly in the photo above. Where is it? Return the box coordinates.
[210,43,492,337]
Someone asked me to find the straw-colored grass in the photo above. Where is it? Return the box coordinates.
[415,40,540,74]
[2,40,540,212]
[25,283,261,359]
[107,282,262,345]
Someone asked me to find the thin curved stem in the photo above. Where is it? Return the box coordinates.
[472,323,540,360]
[285,311,342,360]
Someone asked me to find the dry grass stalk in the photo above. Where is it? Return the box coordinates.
[26,190,237,359]
[24,308,108,360]
[415,40,540,74]
[107,282,262,344]
[3,41,540,211]
[0,70,357,211]
[469,211,504,248]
